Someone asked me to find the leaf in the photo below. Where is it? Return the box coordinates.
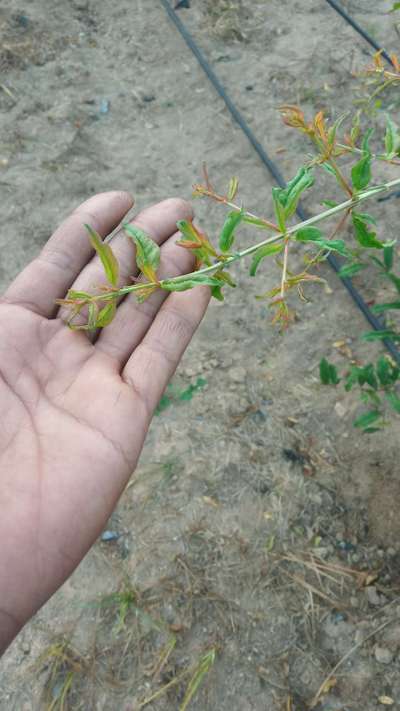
[87,302,99,330]
[338,262,366,278]
[161,275,224,292]
[124,223,160,282]
[218,209,244,252]
[384,115,400,158]
[390,2,400,10]
[242,215,272,229]
[96,302,117,327]
[272,167,314,226]
[319,358,340,385]
[85,224,119,286]
[377,356,400,386]
[227,177,239,201]
[321,163,337,178]
[356,212,377,226]
[372,301,400,313]
[386,390,400,413]
[345,364,378,391]
[250,243,284,276]
[387,271,400,293]
[295,227,349,256]
[211,284,224,301]
[322,199,338,208]
[353,410,381,430]
[384,242,395,271]
[351,154,372,191]
[352,213,384,249]
[361,127,374,153]
[362,329,400,341]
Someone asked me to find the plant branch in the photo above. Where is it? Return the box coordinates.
[82,176,400,304]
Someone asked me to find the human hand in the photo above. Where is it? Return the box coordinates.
[0,192,210,654]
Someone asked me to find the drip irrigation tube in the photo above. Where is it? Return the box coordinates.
[324,0,394,67]
[159,0,400,364]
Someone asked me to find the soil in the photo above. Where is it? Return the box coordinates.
[1,1,400,709]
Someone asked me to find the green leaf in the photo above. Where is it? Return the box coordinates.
[271,188,287,232]
[361,128,374,154]
[242,215,272,229]
[321,163,337,178]
[227,177,239,201]
[295,227,349,256]
[319,358,340,385]
[356,212,377,226]
[387,271,400,293]
[362,329,400,341]
[390,2,400,10]
[352,213,384,249]
[377,356,400,387]
[338,262,366,278]
[85,224,119,286]
[161,275,224,292]
[386,390,400,413]
[218,210,244,252]
[372,301,400,313]
[272,167,314,226]
[384,115,400,158]
[383,242,395,271]
[87,302,99,330]
[96,302,117,327]
[211,284,224,301]
[345,364,378,391]
[249,243,284,276]
[351,154,372,191]
[322,199,338,208]
[353,410,381,430]
[124,224,160,282]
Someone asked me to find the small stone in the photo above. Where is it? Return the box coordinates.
[366,585,384,606]
[375,646,393,664]
[387,547,397,556]
[142,94,156,103]
[334,402,347,418]
[229,366,246,383]
[21,641,31,654]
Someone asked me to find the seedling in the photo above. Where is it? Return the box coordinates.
[58,52,400,431]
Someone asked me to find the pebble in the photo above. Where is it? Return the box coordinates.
[334,402,347,418]
[375,646,393,664]
[366,585,385,606]
[228,366,246,383]
[101,530,120,542]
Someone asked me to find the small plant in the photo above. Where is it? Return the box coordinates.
[58,52,400,431]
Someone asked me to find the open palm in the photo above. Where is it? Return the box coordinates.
[0,192,210,653]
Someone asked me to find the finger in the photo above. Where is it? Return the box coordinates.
[96,230,195,366]
[3,192,133,318]
[57,198,193,324]
[121,286,211,421]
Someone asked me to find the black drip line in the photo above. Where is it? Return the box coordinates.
[159,0,400,364]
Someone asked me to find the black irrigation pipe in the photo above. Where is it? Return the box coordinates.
[160,0,400,364]
[324,0,395,67]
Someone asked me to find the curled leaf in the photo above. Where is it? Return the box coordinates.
[227,177,239,201]
[218,209,244,252]
[124,223,160,282]
[161,275,224,292]
[250,243,283,276]
[85,224,119,286]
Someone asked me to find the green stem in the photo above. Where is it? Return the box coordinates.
[93,177,400,302]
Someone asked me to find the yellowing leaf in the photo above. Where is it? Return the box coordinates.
[124,223,160,282]
[85,224,119,286]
